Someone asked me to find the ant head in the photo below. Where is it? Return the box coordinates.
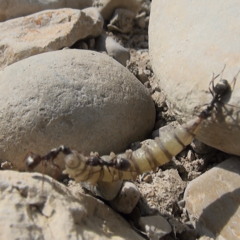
[65,151,83,169]
[115,157,131,170]
[25,153,42,170]
[214,79,231,96]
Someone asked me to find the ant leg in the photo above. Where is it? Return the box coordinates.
[209,72,220,96]
[231,69,240,90]
[209,64,226,95]
[236,109,240,129]
[219,64,226,79]
[50,158,61,170]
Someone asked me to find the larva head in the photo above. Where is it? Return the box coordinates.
[64,151,85,169]
[25,153,42,170]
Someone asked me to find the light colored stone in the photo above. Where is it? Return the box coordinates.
[96,0,141,20]
[0,49,155,175]
[0,8,103,70]
[0,0,93,21]
[110,182,140,214]
[107,8,135,33]
[0,170,144,240]
[184,157,240,240]
[139,215,172,240]
[149,0,240,156]
[96,33,130,66]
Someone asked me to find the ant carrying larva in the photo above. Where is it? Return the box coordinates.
[25,74,235,185]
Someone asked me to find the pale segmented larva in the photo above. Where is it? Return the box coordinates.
[25,78,232,184]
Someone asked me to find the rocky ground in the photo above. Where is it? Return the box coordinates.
[90,2,237,240]
[67,1,239,239]
[0,0,239,240]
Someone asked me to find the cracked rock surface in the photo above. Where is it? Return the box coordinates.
[0,170,144,240]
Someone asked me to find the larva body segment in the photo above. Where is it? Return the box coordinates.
[62,116,202,184]
[64,151,138,184]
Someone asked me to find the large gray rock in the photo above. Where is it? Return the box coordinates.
[0,49,155,174]
[0,170,144,240]
[184,158,240,240]
[149,0,240,156]
[0,0,93,21]
[0,8,103,70]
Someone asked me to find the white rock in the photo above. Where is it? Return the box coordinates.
[184,157,240,240]
[0,0,93,21]
[0,49,155,175]
[96,33,130,66]
[149,0,240,156]
[0,8,103,70]
[110,182,141,214]
[139,215,172,240]
[96,0,141,20]
[0,170,145,240]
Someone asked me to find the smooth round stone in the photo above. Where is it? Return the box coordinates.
[149,0,240,155]
[0,49,155,173]
[109,182,140,214]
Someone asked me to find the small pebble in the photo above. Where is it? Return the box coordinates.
[198,236,214,240]
[0,161,13,169]
[139,215,172,240]
[186,150,196,161]
[107,8,135,33]
[142,174,153,183]
[109,181,140,214]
